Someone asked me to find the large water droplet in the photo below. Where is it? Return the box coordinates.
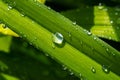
[102,65,110,74]
[52,32,64,47]
[91,67,96,73]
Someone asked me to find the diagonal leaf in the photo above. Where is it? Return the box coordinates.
[0,0,120,79]
[61,6,120,41]
[0,35,12,53]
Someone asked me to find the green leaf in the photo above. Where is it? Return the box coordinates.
[61,6,120,41]
[0,35,12,53]
[0,73,20,80]
[0,0,120,79]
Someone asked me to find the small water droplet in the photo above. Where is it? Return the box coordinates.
[62,65,67,70]
[73,22,76,25]
[69,69,74,75]
[93,36,97,40]
[91,67,96,73]
[79,74,86,80]
[47,6,51,10]
[52,32,64,47]
[111,52,116,57]
[87,32,92,36]
[45,53,49,56]
[70,72,74,75]
[21,13,25,17]
[98,3,104,10]
[8,6,12,10]
[102,65,110,74]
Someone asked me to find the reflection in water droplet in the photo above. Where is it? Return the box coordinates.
[102,65,110,74]
[52,32,64,47]
[91,67,96,73]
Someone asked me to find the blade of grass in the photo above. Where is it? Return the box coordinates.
[0,73,20,80]
[0,1,120,79]
[2,0,120,75]
[0,35,12,53]
[61,6,120,41]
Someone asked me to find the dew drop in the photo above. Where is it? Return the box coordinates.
[87,32,92,36]
[8,6,12,10]
[93,36,97,40]
[91,67,96,73]
[69,69,74,75]
[70,72,74,75]
[47,6,51,10]
[21,13,25,17]
[62,65,67,70]
[111,52,116,57]
[45,53,49,56]
[73,21,76,25]
[102,65,110,74]
[79,74,87,80]
[52,32,64,46]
